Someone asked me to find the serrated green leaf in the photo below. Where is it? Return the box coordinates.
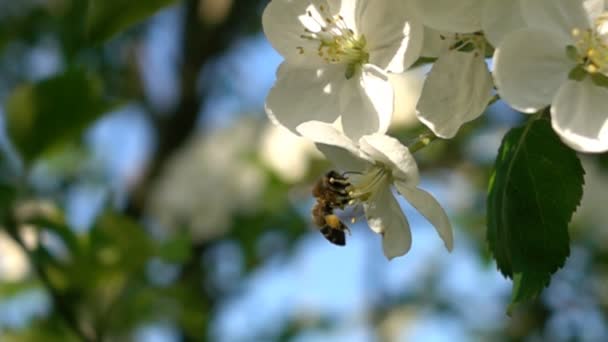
[511,272,550,303]
[487,118,584,303]
[5,69,108,163]
[86,0,178,43]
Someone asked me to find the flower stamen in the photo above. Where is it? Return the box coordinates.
[448,32,487,56]
[571,13,608,76]
[297,5,369,78]
[346,166,389,204]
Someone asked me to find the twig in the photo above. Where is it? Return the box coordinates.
[4,223,96,341]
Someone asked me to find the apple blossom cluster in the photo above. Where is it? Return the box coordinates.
[262,0,608,259]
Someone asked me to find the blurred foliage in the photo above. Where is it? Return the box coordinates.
[86,0,179,43]
[5,69,109,163]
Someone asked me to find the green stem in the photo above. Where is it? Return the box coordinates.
[407,131,438,153]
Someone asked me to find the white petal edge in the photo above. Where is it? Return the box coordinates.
[340,64,393,139]
[481,0,526,47]
[395,183,454,252]
[409,0,484,33]
[388,68,426,129]
[551,78,608,153]
[364,183,412,260]
[583,0,606,23]
[493,28,574,113]
[266,63,344,134]
[262,0,330,66]
[521,0,591,42]
[355,0,423,72]
[416,50,494,139]
[296,121,373,170]
[358,133,420,185]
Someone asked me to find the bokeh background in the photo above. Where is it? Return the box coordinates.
[0,0,607,341]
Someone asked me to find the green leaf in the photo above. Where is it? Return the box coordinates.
[0,184,16,224]
[89,212,154,272]
[5,69,108,163]
[568,65,588,81]
[86,0,178,43]
[158,234,193,263]
[565,45,578,61]
[591,72,608,88]
[487,118,584,304]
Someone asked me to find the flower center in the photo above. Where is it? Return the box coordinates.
[297,5,369,79]
[442,32,487,55]
[345,165,390,204]
[571,13,608,76]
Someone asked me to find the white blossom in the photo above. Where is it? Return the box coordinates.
[409,0,484,34]
[0,231,30,282]
[298,121,453,259]
[148,119,267,242]
[410,0,524,45]
[415,30,494,138]
[387,67,426,130]
[409,0,526,139]
[259,123,320,183]
[263,0,423,139]
[481,0,526,47]
[493,0,608,152]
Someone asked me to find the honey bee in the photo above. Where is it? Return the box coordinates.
[312,170,350,206]
[311,171,352,246]
[312,201,349,245]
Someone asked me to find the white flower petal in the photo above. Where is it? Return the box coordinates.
[388,68,426,129]
[266,63,344,133]
[482,0,526,47]
[355,0,423,72]
[551,78,608,153]
[410,0,484,33]
[521,0,591,42]
[262,0,333,66]
[364,183,412,259]
[296,121,373,170]
[395,183,454,252]
[416,50,494,138]
[420,26,449,58]
[493,28,574,113]
[584,0,606,23]
[334,0,357,34]
[358,134,420,185]
[339,64,393,139]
